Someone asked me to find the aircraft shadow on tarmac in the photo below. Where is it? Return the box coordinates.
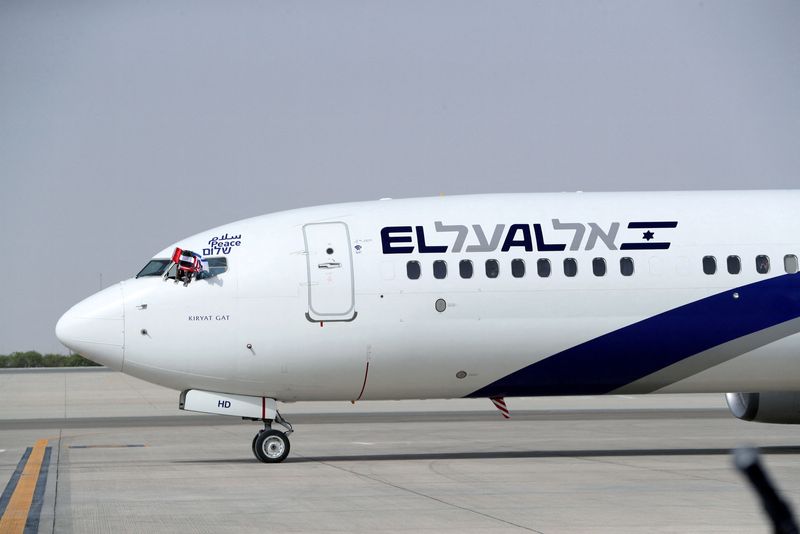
[176,445,800,464]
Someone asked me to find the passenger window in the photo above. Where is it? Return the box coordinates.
[620,257,634,276]
[485,259,499,279]
[459,259,473,279]
[702,256,716,275]
[592,258,606,277]
[511,259,525,278]
[406,261,421,280]
[433,260,447,279]
[563,258,577,277]
[727,255,741,275]
[785,255,799,274]
[537,259,551,278]
[756,255,770,274]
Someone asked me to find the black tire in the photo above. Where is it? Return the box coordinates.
[253,429,290,463]
[251,432,260,456]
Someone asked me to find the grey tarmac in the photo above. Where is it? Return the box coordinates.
[1,369,798,533]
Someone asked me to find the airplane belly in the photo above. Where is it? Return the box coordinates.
[358,317,618,400]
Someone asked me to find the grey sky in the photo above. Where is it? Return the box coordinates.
[1,1,798,354]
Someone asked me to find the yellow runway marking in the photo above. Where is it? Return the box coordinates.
[0,439,48,534]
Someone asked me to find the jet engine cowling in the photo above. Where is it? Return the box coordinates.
[726,392,800,424]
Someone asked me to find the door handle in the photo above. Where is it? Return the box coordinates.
[317,262,341,269]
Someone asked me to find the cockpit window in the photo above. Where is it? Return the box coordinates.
[200,257,228,278]
[139,257,228,280]
[167,257,228,280]
[136,259,171,278]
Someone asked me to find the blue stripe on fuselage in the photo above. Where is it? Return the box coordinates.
[466,274,800,398]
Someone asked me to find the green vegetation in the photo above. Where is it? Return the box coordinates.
[0,351,100,368]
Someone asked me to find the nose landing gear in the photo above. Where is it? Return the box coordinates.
[178,390,295,463]
[252,411,293,463]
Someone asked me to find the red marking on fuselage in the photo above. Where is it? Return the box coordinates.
[355,361,370,401]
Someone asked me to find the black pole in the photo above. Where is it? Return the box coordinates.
[734,447,799,534]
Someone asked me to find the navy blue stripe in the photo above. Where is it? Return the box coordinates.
[628,221,678,229]
[467,274,800,398]
[620,242,670,250]
[24,447,50,534]
[0,448,32,520]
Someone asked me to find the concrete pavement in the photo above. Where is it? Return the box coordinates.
[1,369,796,533]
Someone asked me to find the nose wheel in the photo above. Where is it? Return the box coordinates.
[253,429,290,463]
[252,411,293,463]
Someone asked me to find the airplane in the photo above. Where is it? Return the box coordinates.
[55,190,800,463]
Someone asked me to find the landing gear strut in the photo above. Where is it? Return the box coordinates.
[252,411,293,463]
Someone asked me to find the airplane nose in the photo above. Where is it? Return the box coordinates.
[56,283,125,371]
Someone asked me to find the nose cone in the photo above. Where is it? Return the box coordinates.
[56,284,125,371]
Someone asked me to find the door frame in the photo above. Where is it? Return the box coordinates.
[302,222,357,322]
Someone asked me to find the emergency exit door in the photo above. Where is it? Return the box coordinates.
[303,222,356,322]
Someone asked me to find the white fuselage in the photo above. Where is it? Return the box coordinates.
[56,191,800,402]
